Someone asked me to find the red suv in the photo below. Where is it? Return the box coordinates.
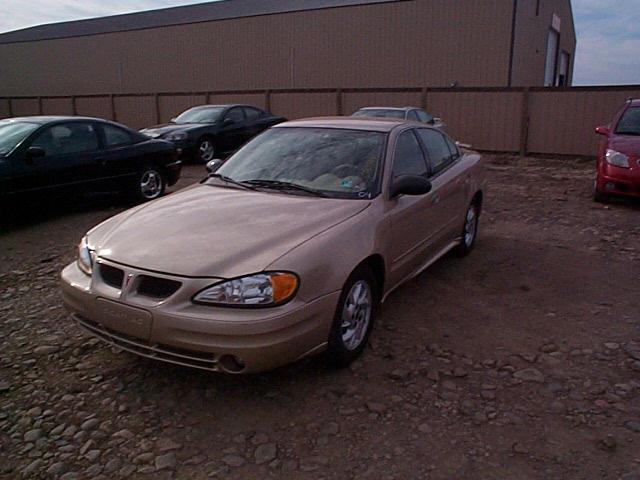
[594,99,640,202]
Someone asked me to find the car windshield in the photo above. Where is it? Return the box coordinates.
[0,121,40,155]
[615,107,640,135]
[214,127,386,199]
[353,109,405,120]
[173,107,225,124]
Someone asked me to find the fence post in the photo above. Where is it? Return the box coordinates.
[109,94,116,121]
[154,93,161,124]
[519,87,530,158]
[38,97,43,115]
[206,91,211,104]
[71,96,77,115]
[422,87,429,110]
[7,98,13,117]
[265,90,271,112]
[336,89,343,115]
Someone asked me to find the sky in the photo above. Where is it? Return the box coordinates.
[0,0,638,86]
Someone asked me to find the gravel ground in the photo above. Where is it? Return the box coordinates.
[1,156,639,480]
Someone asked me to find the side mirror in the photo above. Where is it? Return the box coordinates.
[26,147,46,158]
[222,118,233,127]
[390,175,432,198]
[170,117,176,123]
[206,159,223,173]
[595,125,610,136]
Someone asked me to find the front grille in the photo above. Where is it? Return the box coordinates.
[75,315,219,371]
[99,264,124,289]
[136,276,181,299]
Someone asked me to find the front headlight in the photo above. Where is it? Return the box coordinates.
[193,272,299,308]
[605,149,630,168]
[77,236,94,276]
[166,132,188,142]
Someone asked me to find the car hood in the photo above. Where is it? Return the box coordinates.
[141,123,210,137]
[610,135,640,157]
[88,185,371,278]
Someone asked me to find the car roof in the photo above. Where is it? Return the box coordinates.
[187,104,254,109]
[2,116,107,125]
[275,117,420,132]
[357,106,420,112]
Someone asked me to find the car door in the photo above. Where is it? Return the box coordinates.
[415,128,468,244]
[10,122,101,194]
[95,123,139,186]
[242,107,267,141]
[386,129,442,288]
[219,107,247,154]
[0,155,11,196]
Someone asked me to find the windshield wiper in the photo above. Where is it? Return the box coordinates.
[206,173,258,191]
[243,179,328,197]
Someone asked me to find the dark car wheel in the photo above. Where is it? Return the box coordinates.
[455,200,480,256]
[327,265,379,368]
[593,178,610,203]
[134,167,165,202]
[196,138,216,164]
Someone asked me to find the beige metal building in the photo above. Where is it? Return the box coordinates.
[0,0,575,97]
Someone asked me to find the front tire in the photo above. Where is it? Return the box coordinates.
[455,200,480,256]
[134,167,165,202]
[327,266,378,368]
[196,137,216,164]
[593,178,609,203]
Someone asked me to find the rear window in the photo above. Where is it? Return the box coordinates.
[616,107,640,135]
[353,109,406,120]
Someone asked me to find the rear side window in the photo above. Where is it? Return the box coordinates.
[407,110,419,121]
[103,124,132,147]
[243,107,263,121]
[443,135,460,160]
[392,130,428,178]
[31,122,99,156]
[225,108,245,124]
[416,110,434,123]
[416,129,454,176]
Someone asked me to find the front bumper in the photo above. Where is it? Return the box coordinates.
[597,162,640,199]
[60,260,339,373]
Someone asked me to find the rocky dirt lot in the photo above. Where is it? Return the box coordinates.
[0,157,639,480]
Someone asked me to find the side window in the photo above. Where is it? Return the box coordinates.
[392,130,428,179]
[103,124,132,148]
[416,109,434,124]
[224,108,245,124]
[243,107,263,121]
[443,135,460,161]
[407,110,419,121]
[417,129,454,175]
[31,123,99,156]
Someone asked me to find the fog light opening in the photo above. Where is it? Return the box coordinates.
[605,182,616,191]
[218,355,246,373]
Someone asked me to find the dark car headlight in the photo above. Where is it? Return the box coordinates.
[166,132,188,142]
[193,272,299,308]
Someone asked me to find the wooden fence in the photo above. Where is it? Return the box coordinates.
[2,85,640,157]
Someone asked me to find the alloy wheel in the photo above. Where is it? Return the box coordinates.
[340,280,373,351]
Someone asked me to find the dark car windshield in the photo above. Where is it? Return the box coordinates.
[214,127,386,199]
[173,107,225,124]
[353,109,405,120]
[615,107,640,135]
[0,121,40,155]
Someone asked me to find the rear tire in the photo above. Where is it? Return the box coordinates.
[133,167,165,203]
[455,200,480,257]
[327,265,379,368]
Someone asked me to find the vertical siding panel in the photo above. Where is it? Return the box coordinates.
[10,99,39,117]
[41,98,74,115]
[0,98,10,119]
[271,93,337,120]
[158,95,207,123]
[76,96,112,119]
[114,96,156,130]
